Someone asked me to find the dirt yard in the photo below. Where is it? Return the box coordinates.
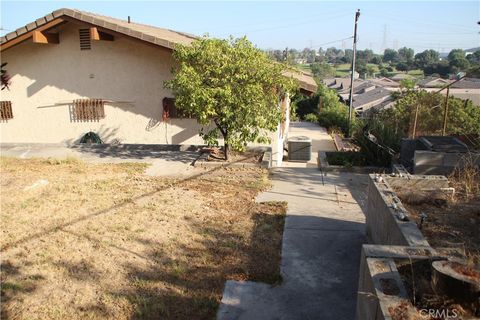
[395,168,480,267]
[0,157,286,320]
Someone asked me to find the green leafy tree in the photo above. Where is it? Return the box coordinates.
[357,49,374,64]
[395,62,409,72]
[467,65,480,78]
[383,49,399,63]
[310,62,336,80]
[356,61,368,78]
[317,84,350,133]
[366,65,377,78]
[165,37,296,160]
[370,55,383,65]
[398,47,414,63]
[342,49,353,64]
[466,50,480,65]
[377,90,480,137]
[414,49,440,69]
[399,79,416,91]
[448,49,470,73]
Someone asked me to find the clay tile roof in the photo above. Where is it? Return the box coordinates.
[0,8,197,49]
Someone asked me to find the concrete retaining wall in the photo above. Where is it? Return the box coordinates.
[365,175,429,247]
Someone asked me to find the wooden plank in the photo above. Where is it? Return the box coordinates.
[1,18,65,52]
[32,31,59,44]
[90,27,114,41]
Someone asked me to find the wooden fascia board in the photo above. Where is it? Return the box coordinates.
[0,18,65,52]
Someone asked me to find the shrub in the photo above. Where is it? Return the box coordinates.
[317,84,351,134]
[326,152,367,167]
[318,105,349,134]
[292,93,319,119]
[304,113,319,123]
[352,119,401,167]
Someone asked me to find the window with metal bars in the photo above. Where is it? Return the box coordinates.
[79,29,91,50]
[0,101,13,120]
[72,99,105,121]
[162,97,192,119]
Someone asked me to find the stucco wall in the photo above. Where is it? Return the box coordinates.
[0,21,206,145]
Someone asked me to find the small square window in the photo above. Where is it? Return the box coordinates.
[163,97,192,119]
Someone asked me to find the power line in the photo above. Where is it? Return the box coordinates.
[190,9,350,33]
[307,36,353,49]
[219,12,351,37]
[368,11,475,31]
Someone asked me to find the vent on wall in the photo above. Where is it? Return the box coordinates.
[79,29,91,50]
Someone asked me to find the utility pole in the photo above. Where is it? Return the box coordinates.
[434,75,465,136]
[347,9,360,138]
[441,86,450,136]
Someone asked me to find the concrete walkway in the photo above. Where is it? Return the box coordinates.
[217,168,368,320]
[0,144,201,177]
[283,122,336,168]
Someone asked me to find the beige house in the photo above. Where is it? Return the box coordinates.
[0,8,316,166]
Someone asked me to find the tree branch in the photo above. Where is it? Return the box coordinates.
[213,118,226,137]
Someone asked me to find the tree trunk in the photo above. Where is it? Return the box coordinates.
[213,119,228,161]
[224,142,229,161]
[431,260,480,304]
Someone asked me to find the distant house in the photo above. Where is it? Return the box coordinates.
[417,77,451,88]
[419,77,480,106]
[351,87,393,117]
[0,8,316,166]
[369,77,400,89]
[323,77,397,117]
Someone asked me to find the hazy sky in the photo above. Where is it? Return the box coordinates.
[1,1,479,53]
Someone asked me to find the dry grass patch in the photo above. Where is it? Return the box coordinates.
[0,157,286,320]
